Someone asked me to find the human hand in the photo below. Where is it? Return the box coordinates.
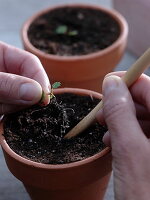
[97,72,150,200]
[0,42,51,114]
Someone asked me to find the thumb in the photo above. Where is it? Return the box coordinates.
[0,72,42,106]
[102,75,147,154]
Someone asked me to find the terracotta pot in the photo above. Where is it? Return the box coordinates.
[0,88,112,200]
[21,3,128,92]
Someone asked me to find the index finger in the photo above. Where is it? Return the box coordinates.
[0,41,51,95]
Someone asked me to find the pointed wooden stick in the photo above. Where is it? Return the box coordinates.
[64,48,150,139]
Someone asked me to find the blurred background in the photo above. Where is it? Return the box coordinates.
[0,0,149,199]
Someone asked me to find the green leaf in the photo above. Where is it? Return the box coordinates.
[55,25,67,34]
[52,82,61,89]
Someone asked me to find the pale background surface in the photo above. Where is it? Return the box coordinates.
[0,0,146,199]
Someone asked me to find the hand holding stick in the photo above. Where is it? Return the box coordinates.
[64,48,150,139]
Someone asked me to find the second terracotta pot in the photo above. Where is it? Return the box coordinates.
[21,3,128,92]
[0,88,112,200]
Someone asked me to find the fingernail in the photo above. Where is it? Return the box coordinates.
[19,83,42,101]
[102,75,120,95]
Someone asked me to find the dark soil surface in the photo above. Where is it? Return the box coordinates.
[4,93,107,164]
[28,6,120,56]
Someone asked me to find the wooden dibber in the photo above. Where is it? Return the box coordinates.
[64,48,150,139]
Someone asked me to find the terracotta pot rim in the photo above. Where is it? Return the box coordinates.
[0,138,110,169]
[21,3,128,61]
[0,87,111,170]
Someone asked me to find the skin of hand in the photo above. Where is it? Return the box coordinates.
[96,72,150,200]
[0,42,51,114]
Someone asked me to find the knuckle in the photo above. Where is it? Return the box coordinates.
[0,73,9,95]
[0,73,15,99]
[104,97,129,121]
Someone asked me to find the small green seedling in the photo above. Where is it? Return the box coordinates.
[55,25,68,34]
[55,25,78,36]
[50,82,61,99]
[68,30,78,36]
[39,82,61,105]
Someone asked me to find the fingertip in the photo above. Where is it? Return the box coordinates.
[103,75,121,89]
[42,94,50,106]
[103,131,111,147]
[38,90,50,106]
[96,109,106,125]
